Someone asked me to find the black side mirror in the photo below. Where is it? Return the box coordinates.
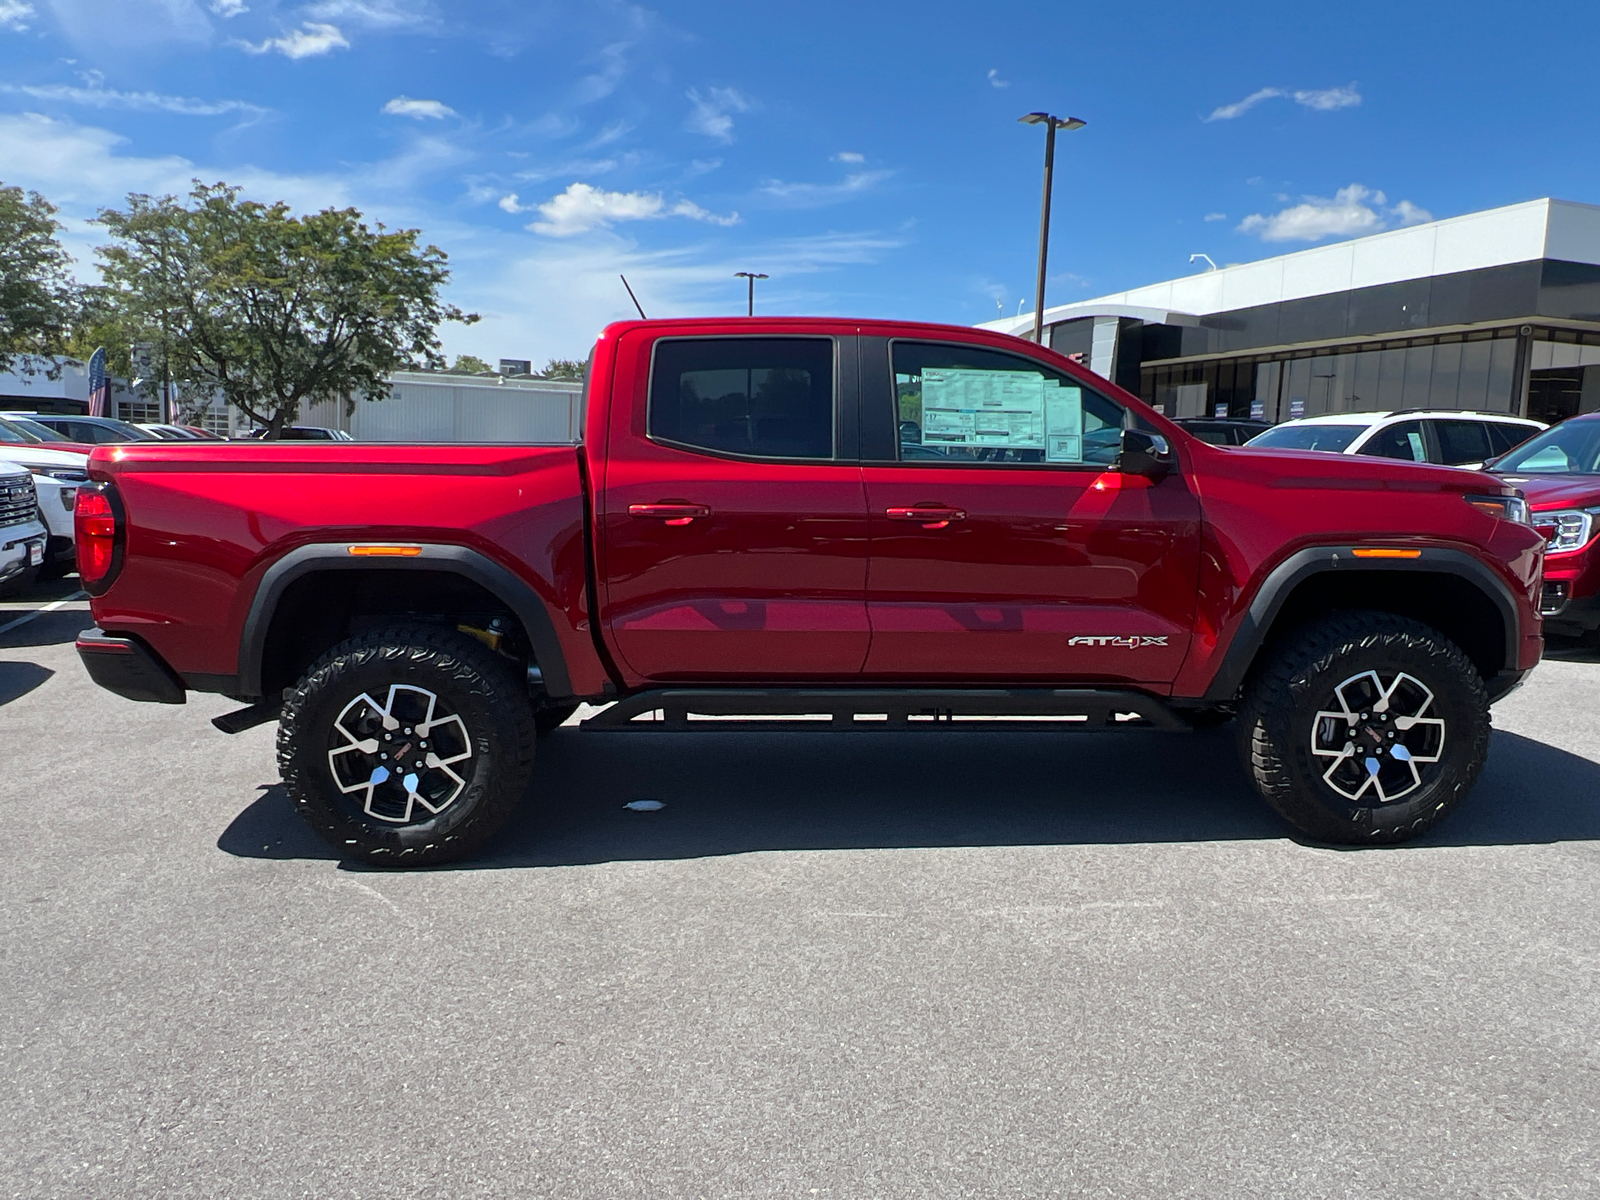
[1114,429,1176,481]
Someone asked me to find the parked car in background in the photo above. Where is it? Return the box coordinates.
[0,460,49,597]
[239,426,355,441]
[1246,410,1544,468]
[0,413,93,456]
[137,423,225,441]
[17,413,160,445]
[1171,417,1272,446]
[1491,412,1600,643]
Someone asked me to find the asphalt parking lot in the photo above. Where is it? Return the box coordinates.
[3,579,1598,1199]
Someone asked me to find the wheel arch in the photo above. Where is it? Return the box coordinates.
[1202,546,1520,704]
[238,543,573,702]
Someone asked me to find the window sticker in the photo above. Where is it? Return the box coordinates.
[920,368,1046,449]
[1043,382,1083,462]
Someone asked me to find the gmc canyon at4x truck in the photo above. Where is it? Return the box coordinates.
[74,318,1546,863]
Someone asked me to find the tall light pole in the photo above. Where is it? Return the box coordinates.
[734,271,768,316]
[1018,112,1086,345]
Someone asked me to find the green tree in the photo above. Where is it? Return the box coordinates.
[536,357,585,380]
[94,182,478,438]
[0,183,76,374]
[450,354,494,375]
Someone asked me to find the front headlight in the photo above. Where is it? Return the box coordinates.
[1532,507,1600,553]
[1465,493,1530,524]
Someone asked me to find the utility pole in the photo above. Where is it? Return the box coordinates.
[734,271,768,316]
[1018,112,1086,345]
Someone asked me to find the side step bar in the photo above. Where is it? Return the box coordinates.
[582,688,1190,732]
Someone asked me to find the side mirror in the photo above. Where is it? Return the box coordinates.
[1114,429,1176,481]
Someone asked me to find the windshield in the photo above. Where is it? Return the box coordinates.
[6,416,70,442]
[1245,423,1365,453]
[0,416,44,444]
[1494,417,1600,475]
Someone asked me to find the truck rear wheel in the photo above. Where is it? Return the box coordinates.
[277,624,536,866]
[1238,611,1490,844]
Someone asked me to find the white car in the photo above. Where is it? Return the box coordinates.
[1244,410,1545,469]
[0,461,49,597]
[0,429,90,575]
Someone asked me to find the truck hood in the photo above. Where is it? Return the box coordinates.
[0,445,90,469]
[1494,473,1600,510]
[1215,444,1508,494]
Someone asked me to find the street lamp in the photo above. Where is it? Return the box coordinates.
[734,271,768,316]
[1018,112,1086,345]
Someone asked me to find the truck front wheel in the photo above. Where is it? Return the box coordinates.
[278,624,536,866]
[1238,612,1491,844]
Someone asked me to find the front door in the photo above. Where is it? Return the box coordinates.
[599,332,871,682]
[859,337,1202,686]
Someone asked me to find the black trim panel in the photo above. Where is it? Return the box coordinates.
[1199,546,1524,703]
[76,627,186,704]
[237,543,574,701]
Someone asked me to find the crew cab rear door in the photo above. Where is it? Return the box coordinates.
[597,330,870,681]
[857,336,1201,685]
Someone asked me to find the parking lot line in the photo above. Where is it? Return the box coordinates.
[0,590,87,636]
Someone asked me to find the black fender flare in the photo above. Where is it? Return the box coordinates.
[237,543,574,700]
[1200,545,1523,703]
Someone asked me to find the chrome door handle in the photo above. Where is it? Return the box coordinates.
[628,502,711,526]
[886,505,966,530]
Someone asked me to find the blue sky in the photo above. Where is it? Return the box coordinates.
[4,0,1600,365]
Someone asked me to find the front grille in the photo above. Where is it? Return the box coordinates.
[0,477,38,528]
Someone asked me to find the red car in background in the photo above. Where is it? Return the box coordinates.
[1493,412,1600,643]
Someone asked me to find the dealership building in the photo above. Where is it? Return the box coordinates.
[981,197,1600,426]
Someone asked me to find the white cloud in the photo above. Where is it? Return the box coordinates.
[47,0,212,48]
[686,86,751,143]
[759,170,891,208]
[527,181,738,237]
[1206,83,1362,121]
[0,80,267,117]
[239,21,349,58]
[1237,183,1431,242]
[498,193,527,214]
[832,151,864,163]
[383,96,456,120]
[1203,212,1226,222]
[573,41,630,104]
[302,0,428,27]
[1,1,35,31]
[987,68,1008,88]
[1293,85,1361,112]
[209,0,245,15]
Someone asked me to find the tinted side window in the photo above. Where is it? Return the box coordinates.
[1361,420,1427,462]
[649,338,834,460]
[1486,421,1537,457]
[1433,419,1493,466]
[892,341,1131,466]
[66,422,108,443]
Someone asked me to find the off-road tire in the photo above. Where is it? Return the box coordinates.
[534,702,580,736]
[278,623,536,866]
[1238,611,1490,845]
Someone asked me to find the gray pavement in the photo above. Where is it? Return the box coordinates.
[3,581,1598,1199]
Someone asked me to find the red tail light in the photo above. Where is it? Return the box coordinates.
[75,484,121,591]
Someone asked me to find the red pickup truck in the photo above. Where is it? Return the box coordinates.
[73,318,1546,863]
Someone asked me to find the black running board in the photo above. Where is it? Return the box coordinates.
[212,700,282,735]
[582,688,1189,732]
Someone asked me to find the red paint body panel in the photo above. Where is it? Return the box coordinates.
[82,315,1546,707]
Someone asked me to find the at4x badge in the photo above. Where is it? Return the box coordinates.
[1068,635,1170,648]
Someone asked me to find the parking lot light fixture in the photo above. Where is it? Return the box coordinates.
[1018,112,1086,345]
[734,272,769,316]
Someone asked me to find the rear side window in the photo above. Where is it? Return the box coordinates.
[67,422,112,443]
[649,337,834,460]
[891,341,1131,466]
[1432,419,1493,466]
[1361,420,1427,462]
[1486,421,1537,457]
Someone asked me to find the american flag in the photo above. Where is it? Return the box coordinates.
[87,347,109,417]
